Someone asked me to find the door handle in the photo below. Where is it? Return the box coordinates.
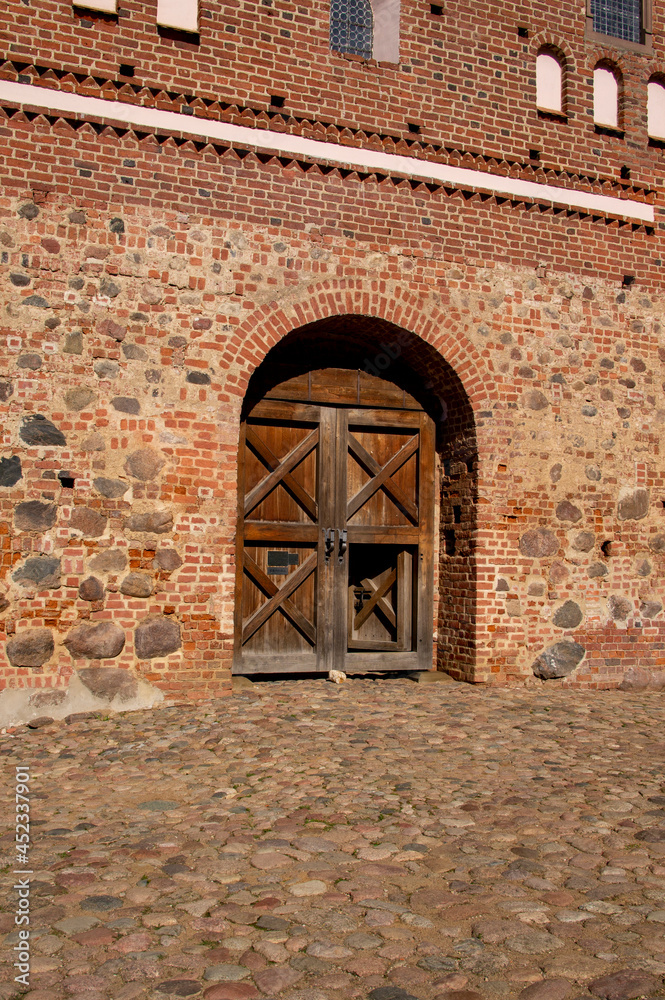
[338,529,347,562]
[324,527,335,561]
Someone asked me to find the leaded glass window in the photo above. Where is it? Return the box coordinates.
[330,0,373,59]
[591,0,642,43]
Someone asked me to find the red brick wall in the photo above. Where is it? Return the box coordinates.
[0,1,664,701]
[3,0,665,186]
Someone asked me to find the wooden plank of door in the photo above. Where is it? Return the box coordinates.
[348,638,400,651]
[318,407,338,673]
[250,400,322,422]
[332,407,349,671]
[244,523,318,542]
[347,434,419,522]
[233,422,248,666]
[396,550,413,652]
[263,371,311,402]
[243,553,316,644]
[345,407,422,427]
[345,652,420,671]
[345,526,419,543]
[240,653,319,674]
[261,370,425,412]
[416,412,436,671]
[242,551,317,643]
[244,426,319,520]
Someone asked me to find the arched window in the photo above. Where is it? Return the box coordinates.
[590,0,642,44]
[536,49,564,113]
[330,0,373,59]
[594,63,620,128]
[647,78,665,138]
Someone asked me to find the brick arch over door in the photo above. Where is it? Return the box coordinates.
[227,281,494,417]
[231,295,486,680]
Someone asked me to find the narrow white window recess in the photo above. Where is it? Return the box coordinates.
[536,51,563,113]
[157,0,199,33]
[371,0,400,62]
[594,64,619,128]
[77,0,117,11]
[647,79,665,139]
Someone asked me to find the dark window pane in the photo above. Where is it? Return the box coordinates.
[591,0,642,42]
[330,0,373,58]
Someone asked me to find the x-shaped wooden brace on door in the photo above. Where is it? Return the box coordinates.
[244,426,319,521]
[347,433,419,524]
[353,570,398,631]
[242,552,317,645]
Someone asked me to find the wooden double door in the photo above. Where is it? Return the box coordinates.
[234,369,435,675]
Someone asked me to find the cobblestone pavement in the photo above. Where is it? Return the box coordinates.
[2,677,665,1000]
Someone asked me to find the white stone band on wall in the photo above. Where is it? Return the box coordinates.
[0,79,655,224]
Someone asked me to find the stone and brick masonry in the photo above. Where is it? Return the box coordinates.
[0,0,664,719]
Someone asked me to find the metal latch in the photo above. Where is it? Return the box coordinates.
[324,527,335,561]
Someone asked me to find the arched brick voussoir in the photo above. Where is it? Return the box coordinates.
[230,279,494,413]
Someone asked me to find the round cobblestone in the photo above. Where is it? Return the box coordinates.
[2,679,665,996]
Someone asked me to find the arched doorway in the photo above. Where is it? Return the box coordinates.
[233,316,477,679]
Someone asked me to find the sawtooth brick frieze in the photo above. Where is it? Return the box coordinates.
[0,0,664,718]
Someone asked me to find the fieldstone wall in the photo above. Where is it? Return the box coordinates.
[0,110,664,707]
[0,192,239,712]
